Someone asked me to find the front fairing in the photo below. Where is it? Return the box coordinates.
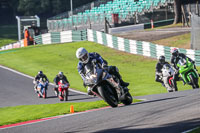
[162,64,174,77]
[177,58,194,74]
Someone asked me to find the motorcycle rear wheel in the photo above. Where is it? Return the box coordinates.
[98,85,118,108]
[189,75,199,89]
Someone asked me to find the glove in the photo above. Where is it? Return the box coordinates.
[102,63,108,69]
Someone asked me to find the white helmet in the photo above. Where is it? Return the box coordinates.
[76,47,89,64]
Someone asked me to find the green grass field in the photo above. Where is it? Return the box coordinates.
[0,41,195,96]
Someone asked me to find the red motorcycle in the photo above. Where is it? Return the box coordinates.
[58,80,69,101]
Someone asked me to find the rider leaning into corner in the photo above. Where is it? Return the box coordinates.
[170,48,199,85]
[76,47,129,95]
[33,71,49,92]
[155,55,178,90]
[155,56,170,85]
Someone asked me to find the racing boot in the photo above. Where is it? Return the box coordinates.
[87,87,95,96]
[120,79,129,87]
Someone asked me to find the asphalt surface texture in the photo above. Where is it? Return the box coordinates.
[1,65,200,133]
[0,66,99,108]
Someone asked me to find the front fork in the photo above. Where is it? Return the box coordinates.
[106,78,127,100]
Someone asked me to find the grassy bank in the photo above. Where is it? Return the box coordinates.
[152,33,190,49]
[0,41,194,96]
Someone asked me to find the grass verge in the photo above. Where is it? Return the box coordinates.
[152,33,190,49]
[190,127,200,133]
[0,99,140,126]
[0,41,196,95]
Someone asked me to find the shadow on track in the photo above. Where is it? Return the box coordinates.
[91,118,200,133]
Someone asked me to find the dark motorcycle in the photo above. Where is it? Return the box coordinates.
[84,59,132,107]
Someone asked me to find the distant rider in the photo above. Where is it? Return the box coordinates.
[33,71,49,92]
[53,71,70,96]
[76,47,129,95]
[170,48,198,85]
[155,56,170,86]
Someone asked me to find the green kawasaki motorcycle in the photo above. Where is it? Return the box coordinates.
[177,58,199,89]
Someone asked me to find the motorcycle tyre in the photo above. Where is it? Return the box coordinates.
[189,75,199,89]
[64,89,68,101]
[97,85,118,108]
[43,88,47,99]
[121,91,133,105]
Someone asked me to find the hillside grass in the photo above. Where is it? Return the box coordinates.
[152,33,191,49]
[0,41,195,96]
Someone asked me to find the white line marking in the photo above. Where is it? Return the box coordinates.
[181,127,199,133]
[0,65,87,95]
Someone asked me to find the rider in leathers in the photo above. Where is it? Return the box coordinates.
[155,56,173,86]
[53,71,70,96]
[33,71,49,92]
[76,47,129,95]
[170,48,198,85]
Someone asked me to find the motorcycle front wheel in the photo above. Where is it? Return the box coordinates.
[63,89,68,101]
[121,91,133,105]
[98,85,118,108]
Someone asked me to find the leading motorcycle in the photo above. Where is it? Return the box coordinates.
[84,59,132,107]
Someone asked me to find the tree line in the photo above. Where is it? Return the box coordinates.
[0,0,94,24]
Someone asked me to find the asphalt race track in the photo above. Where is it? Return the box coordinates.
[0,66,99,108]
[0,66,200,133]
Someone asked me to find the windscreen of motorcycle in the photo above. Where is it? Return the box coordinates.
[162,64,174,77]
[178,58,187,67]
[84,62,94,76]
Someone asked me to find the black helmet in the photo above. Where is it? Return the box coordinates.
[38,71,43,77]
[159,56,165,64]
[171,48,179,57]
[58,71,63,78]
